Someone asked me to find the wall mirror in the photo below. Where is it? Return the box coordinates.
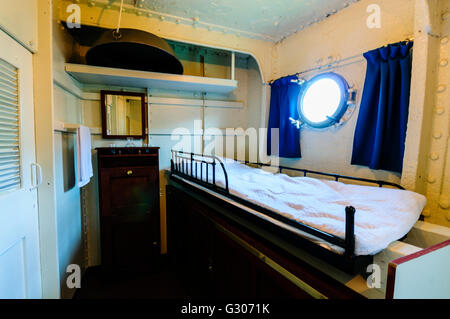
[101,90,147,139]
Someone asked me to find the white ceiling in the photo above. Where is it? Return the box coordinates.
[119,0,361,42]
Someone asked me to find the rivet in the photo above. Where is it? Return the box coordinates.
[440,200,450,209]
[136,11,142,16]
[433,131,442,139]
[435,107,445,115]
[441,37,449,45]
[159,16,165,21]
[88,1,95,7]
[437,84,447,93]
[430,153,439,160]
[422,209,431,217]
[442,11,450,20]
[440,59,448,67]
[147,13,152,18]
[427,176,436,184]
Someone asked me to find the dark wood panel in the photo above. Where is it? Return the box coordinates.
[210,227,256,299]
[166,182,364,299]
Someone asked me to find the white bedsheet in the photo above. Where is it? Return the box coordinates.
[204,159,427,256]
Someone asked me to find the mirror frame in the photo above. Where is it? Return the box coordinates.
[100,90,147,140]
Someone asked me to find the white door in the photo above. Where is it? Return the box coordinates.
[0,30,42,298]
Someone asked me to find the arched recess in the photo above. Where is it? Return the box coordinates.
[57,0,273,84]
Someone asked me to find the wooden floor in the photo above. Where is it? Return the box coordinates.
[73,258,187,299]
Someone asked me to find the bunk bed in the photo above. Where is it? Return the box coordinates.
[167,150,426,298]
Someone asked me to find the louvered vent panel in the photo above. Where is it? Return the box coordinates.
[0,58,20,193]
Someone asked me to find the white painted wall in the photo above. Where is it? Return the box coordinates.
[33,0,61,299]
[405,0,450,227]
[402,0,441,194]
[52,85,84,299]
[268,0,415,183]
[431,0,450,227]
[0,0,38,52]
[51,0,86,299]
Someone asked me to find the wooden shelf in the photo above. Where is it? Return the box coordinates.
[65,63,238,94]
[53,120,102,134]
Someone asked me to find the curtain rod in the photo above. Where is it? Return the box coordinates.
[266,37,414,85]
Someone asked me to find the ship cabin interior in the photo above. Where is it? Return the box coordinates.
[0,0,449,301]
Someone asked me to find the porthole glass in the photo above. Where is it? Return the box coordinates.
[298,72,349,128]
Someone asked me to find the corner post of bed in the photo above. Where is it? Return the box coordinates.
[344,206,356,258]
[190,152,193,177]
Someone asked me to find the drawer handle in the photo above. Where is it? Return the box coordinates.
[127,170,133,176]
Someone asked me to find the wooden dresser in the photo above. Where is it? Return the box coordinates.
[97,147,160,268]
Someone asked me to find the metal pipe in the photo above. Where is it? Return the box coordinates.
[231,51,235,80]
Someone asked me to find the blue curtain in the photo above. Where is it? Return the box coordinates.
[351,41,413,173]
[267,75,301,158]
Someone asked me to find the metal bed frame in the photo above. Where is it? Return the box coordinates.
[170,149,406,274]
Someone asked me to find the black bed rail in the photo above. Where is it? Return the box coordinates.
[171,151,395,258]
[171,150,229,192]
[242,161,405,190]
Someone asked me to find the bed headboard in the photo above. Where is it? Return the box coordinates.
[170,150,229,193]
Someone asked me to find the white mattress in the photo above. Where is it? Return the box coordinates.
[192,158,426,256]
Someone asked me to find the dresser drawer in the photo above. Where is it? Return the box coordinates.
[100,166,159,217]
[99,154,158,168]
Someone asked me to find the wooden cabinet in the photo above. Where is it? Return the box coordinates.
[167,182,364,299]
[97,147,160,268]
